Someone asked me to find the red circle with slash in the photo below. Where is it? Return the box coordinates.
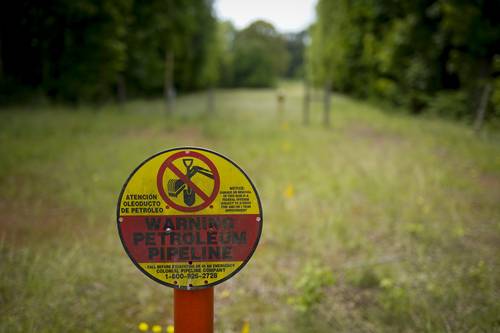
[157,150,220,212]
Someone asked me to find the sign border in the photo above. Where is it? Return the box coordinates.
[116,146,263,290]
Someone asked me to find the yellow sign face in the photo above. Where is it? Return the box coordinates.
[117,147,263,289]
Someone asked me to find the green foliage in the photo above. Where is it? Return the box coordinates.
[426,90,469,119]
[493,76,500,117]
[0,0,217,103]
[1,2,305,101]
[232,21,289,87]
[1,0,132,103]
[216,21,237,87]
[308,0,500,120]
[284,32,306,78]
[112,0,218,95]
[216,20,291,88]
[289,262,335,313]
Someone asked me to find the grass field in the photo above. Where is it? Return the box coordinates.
[1,82,499,333]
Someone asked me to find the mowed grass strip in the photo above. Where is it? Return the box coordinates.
[1,83,499,332]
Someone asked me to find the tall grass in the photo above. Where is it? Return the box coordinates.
[1,83,499,332]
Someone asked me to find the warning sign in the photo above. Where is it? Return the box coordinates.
[117,147,263,289]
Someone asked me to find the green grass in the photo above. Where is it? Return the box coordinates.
[1,82,499,332]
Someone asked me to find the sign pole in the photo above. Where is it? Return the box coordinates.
[117,148,263,333]
[174,287,214,333]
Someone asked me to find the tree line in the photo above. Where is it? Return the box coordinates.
[4,0,496,126]
[0,0,294,105]
[307,0,500,127]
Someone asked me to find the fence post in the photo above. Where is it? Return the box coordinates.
[303,80,310,125]
[323,80,331,127]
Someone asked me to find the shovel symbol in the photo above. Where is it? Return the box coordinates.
[167,159,214,206]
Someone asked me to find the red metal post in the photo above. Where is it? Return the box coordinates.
[174,288,214,333]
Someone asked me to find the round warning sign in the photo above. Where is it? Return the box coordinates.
[117,147,263,289]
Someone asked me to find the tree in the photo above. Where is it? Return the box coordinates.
[216,21,237,87]
[307,0,500,124]
[232,20,289,87]
[438,0,500,127]
[0,0,217,105]
[1,0,132,103]
[284,31,306,78]
[124,0,217,110]
[309,0,349,126]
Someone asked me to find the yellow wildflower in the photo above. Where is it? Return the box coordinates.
[152,325,162,333]
[283,184,294,199]
[167,324,175,333]
[220,289,231,299]
[241,321,250,333]
[138,322,149,332]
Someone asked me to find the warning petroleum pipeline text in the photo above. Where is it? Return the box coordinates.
[131,216,248,261]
